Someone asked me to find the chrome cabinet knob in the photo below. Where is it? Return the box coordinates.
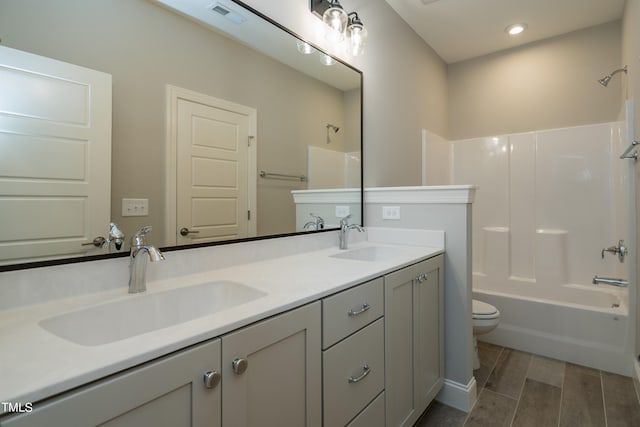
[416,273,427,283]
[203,370,221,389]
[232,357,248,375]
[180,227,200,236]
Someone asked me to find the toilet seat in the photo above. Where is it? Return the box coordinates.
[472,299,499,320]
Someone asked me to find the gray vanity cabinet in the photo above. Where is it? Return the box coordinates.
[384,255,444,427]
[1,339,222,427]
[221,301,322,427]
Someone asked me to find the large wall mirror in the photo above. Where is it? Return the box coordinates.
[0,0,363,270]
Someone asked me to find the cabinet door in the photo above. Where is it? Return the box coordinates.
[221,302,321,427]
[384,255,443,427]
[1,339,221,427]
[414,255,444,412]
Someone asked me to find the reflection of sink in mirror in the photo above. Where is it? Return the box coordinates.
[39,281,266,346]
[330,246,399,262]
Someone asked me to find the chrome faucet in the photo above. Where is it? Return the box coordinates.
[592,275,628,287]
[303,213,325,230]
[338,215,364,250]
[601,240,628,263]
[108,222,125,251]
[82,222,125,253]
[128,226,165,293]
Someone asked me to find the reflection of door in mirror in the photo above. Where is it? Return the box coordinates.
[0,46,112,265]
[167,86,257,246]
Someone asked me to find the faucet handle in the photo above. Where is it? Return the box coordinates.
[132,226,153,246]
[340,214,352,226]
[135,226,152,236]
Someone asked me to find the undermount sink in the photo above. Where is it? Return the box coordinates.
[39,281,266,346]
[330,246,399,262]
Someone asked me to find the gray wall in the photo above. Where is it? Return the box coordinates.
[448,21,623,140]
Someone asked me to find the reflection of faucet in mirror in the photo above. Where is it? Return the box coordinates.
[81,222,125,253]
[303,213,325,230]
[339,214,364,250]
[108,223,125,251]
[129,226,165,294]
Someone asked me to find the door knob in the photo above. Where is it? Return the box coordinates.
[180,227,200,236]
[81,236,106,247]
[232,357,248,375]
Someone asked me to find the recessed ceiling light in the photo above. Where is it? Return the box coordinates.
[505,23,527,36]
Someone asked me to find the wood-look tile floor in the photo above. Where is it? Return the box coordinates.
[415,341,640,427]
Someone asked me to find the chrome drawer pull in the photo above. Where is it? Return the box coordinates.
[348,303,371,317]
[348,364,371,384]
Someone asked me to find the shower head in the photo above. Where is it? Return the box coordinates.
[598,66,627,87]
[326,124,339,133]
[597,75,612,87]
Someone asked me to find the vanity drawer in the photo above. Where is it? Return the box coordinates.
[347,392,385,427]
[322,277,383,349]
[323,318,384,427]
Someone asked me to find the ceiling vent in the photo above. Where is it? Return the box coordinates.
[210,3,246,24]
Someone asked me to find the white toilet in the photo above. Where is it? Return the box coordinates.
[472,299,500,370]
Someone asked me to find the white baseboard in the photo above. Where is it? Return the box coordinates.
[435,377,477,412]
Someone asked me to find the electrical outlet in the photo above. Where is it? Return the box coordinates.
[335,205,350,218]
[382,206,401,220]
[122,198,149,217]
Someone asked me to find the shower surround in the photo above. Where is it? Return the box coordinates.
[451,121,634,375]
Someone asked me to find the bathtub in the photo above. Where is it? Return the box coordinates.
[473,274,632,376]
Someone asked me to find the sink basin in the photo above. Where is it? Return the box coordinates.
[39,281,266,346]
[330,246,399,262]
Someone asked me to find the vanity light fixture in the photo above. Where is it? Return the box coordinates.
[310,0,368,56]
[346,12,367,56]
[505,23,527,36]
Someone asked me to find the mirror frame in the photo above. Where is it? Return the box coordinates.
[0,0,364,273]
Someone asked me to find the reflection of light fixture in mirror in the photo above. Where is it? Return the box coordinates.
[320,53,336,66]
[505,23,527,36]
[296,40,316,54]
[310,0,368,56]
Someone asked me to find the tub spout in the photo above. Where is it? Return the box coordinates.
[592,275,628,287]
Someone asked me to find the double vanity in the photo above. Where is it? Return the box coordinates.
[0,229,444,426]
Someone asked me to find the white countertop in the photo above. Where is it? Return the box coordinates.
[0,238,442,409]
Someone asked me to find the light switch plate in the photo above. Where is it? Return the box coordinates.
[382,206,401,220]
[122,198,149,216]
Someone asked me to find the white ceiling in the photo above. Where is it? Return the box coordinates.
[384,0,626,64]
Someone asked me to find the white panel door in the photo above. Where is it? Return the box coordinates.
[0,45,112,264]
[173,90,255,244]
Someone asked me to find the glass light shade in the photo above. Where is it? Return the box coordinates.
[320,54,336,66]
[296,40,316,54]
[323,7,348,42]
[347,23,367,56]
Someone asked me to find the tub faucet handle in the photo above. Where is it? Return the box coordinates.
[601,240,628,263]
